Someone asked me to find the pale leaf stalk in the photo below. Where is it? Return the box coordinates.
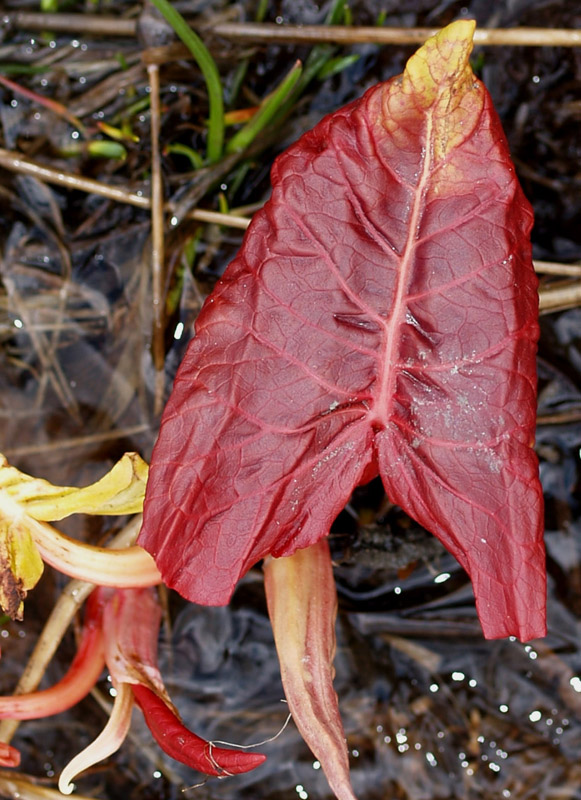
[29,515,161,587]
[101,588,266,776]
[264,539,357,800]
[58,683,134,795]
[102,587,171,704]
[0,521,141,747]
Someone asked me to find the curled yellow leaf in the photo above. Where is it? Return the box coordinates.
[0,452,148,520]
[0,454,156,617]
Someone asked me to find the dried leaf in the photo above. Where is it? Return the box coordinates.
[0,518,43,620]
[132,683,267,776]
[0,453,148,520]
[0,454,153,614]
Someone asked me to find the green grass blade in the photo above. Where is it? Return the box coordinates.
[226,60,303,154]
[150,0,224,163]
[272,0,350,121]
[165,142,204,170]
[317,53,360,80]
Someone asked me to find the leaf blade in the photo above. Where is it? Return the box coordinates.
[140,21,544,640]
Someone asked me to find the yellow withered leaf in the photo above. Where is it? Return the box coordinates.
[0,517,44,620]
[0,453,151,617]
[0,452,148,521]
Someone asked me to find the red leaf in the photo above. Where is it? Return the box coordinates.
[140,20,545,640]
[131,684,266,776]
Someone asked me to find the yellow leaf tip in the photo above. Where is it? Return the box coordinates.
[432,18,476,64]
[438,18,477,42]
[403,19,476,104]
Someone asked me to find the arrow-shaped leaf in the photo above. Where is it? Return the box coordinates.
[140,20,545,641]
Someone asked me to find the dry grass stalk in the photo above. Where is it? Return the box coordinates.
[147,63,166,413]
[7,13,581,47]
[539,281,581,313]
[535,261,581,277]
[0,772,98,800]
[2,425,151,460]
[0,148,149,209]
[0,148,251,228]
[212,22,581,48]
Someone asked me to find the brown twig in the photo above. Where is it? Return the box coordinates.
[8,11,137,37]
[0,148,251,228]
[538,281,581,313]
[0,147,149,208]
[0,772,98,800]
[147,63,166,414]
[2,424,152,459]
[534,260,581,277]
[187,208,250,229]
[211,22,581,48]
[6,14,581,47]
[537,409,581,425]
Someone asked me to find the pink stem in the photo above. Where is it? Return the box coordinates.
[0,741,20,767]
[0,592,105,720]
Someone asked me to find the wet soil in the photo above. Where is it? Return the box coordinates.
[0,1,581,798]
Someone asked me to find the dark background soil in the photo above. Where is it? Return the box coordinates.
[0,1,580,798]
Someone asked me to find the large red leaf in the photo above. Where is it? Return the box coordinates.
[140,20,545,641]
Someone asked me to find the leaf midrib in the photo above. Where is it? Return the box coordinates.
[374,111,435,429]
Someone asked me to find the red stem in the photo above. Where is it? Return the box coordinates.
[0,592,106,720]
[0,741,20,767]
